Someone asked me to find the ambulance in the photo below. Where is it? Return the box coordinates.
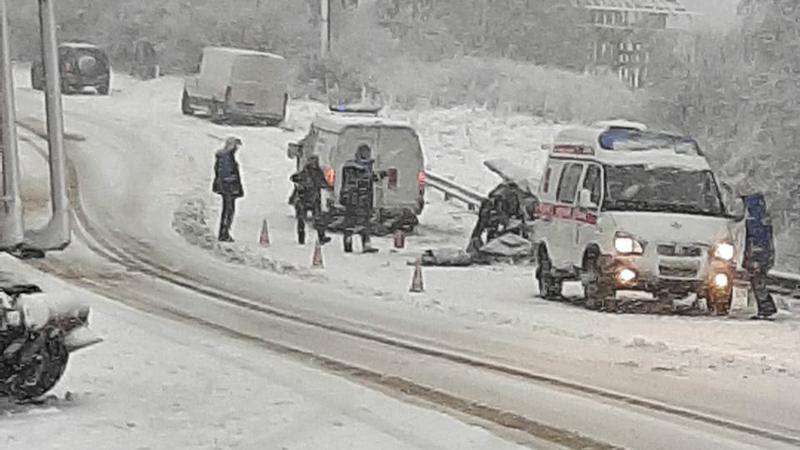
[533,122,747,312]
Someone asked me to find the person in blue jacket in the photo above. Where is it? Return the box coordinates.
[743,193,778,319]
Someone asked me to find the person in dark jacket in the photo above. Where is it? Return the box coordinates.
[212,137,244,242]
[743,193,778,319]
[339,145,387,253]
[291,155,332,245]
[468,181,525,253]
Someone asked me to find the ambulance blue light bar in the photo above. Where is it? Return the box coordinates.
[599,129,703,155]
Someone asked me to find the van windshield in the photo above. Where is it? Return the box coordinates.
[603,165,725,217]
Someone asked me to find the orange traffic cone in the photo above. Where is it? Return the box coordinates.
[393,230,406,249]
[409,258,424,293]
[259,219,270,247]
[311,240,324,268]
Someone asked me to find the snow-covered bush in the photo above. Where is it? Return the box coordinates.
[645,2,800,271]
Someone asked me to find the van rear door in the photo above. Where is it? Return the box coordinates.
[231,56,287,118]
[374,127,424,213]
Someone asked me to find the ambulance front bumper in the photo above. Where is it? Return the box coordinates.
[601,254,736,297]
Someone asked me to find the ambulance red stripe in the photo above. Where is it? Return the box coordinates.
[537,202,597,225]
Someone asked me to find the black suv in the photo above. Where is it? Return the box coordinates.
[31,42,110,95]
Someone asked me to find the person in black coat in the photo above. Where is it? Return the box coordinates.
[290,155,331,245]
[339,145,387,253]
[213,137,244,242]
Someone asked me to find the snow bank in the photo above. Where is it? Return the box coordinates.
[172,198,325,281]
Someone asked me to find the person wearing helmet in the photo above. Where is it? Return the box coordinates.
[212,137,244,242]
[339,145,387,253]
[290,154,332,245]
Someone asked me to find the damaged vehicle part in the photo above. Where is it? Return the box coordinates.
[0,278,100,400]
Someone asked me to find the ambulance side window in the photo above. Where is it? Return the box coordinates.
[556,163,583,204]
[583,165,602,206]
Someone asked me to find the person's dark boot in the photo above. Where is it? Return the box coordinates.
[298,229,306,245]
[343,234,354,253]
[218,226,231,242]
[361,235,378,254]
[319,233,332,245]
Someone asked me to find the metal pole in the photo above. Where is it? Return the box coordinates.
[321,0,330,58]
[0,0,23,249]
[25,0,69,250]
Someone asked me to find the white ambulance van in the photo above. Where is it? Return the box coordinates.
[533,123,746,312]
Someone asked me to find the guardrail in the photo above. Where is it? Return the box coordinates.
[425,170,800,299]
[425,171,486,211]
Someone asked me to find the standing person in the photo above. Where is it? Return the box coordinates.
[339,145,387,253]
[743,193,778,319]
[212,137,244,242]
[290,155,332,245]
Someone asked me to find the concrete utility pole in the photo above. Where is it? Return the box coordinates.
[25,0,71,251]
[321,0,331,57]
[0,0,24,249]
[0,0,70,254]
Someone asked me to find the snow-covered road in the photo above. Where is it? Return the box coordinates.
[0,254,525,450]
[7,66,800,448]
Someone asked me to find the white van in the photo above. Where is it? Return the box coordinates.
[288,112,426,220]
[181,47,288,125]
[533,124,746,312]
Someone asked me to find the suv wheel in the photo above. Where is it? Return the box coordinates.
[582,251,614,310]
[97,82,109,95]
[535,247,562,300]
[30,65,42,90]
[181,90,194,115]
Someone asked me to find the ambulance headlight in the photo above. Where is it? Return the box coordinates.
[713,273,730,289]
[713,242,735,261]
[614,233,644,255]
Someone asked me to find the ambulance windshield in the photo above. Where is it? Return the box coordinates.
[603,165,725,217]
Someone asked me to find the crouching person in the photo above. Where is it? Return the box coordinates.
[290,155,331,245]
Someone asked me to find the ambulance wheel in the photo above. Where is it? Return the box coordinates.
[582,251,613,311]
[535,247,561,300]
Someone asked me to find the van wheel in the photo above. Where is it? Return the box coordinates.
[210,101,226,123]
[535,247,562,300]
[97,82,109,95]
[582,251,613,311]
[181,90,194,115]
